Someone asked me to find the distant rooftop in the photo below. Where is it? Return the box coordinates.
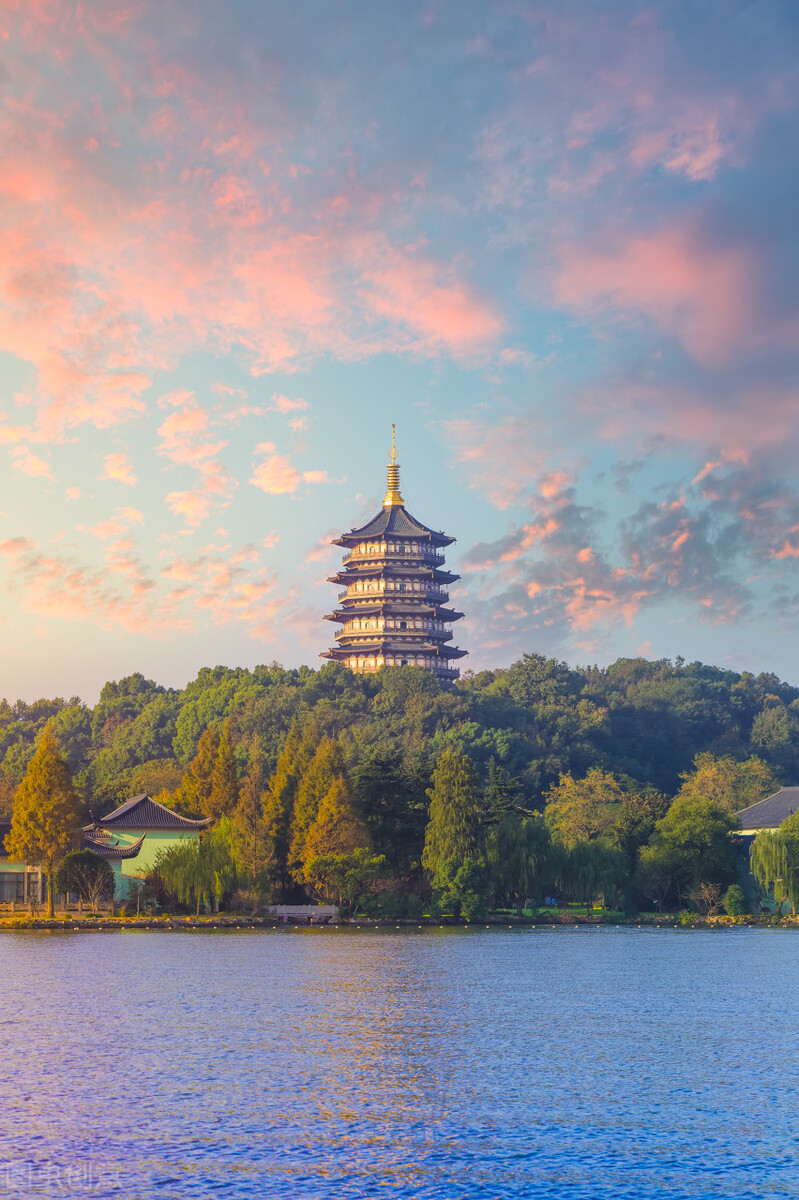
[89,794,211,832]
[737,787,799,832]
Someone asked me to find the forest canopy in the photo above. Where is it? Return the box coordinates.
[1,654,797,820]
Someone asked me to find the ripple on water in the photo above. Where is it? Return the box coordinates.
[0,927,797,1199]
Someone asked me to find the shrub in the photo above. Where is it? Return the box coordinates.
[723,884,749,916]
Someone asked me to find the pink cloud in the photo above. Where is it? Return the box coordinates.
[11,445,52,478]
[271,393,308,413]
[101,451,137,486]
[551,220,760,367]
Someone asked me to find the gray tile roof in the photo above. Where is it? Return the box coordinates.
[81,831,146,859]
[336,504,454,546]
[737,787,799,831]
[91,794,211,831]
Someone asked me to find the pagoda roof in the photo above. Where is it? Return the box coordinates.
[324,604,464,622]
[328,565,459,585]
[81,831,146,860]
[334,504,454,547]
[90,794,211,831]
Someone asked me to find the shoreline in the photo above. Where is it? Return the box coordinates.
[1,913,797,932]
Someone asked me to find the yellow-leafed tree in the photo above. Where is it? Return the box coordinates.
[5,722,83,916]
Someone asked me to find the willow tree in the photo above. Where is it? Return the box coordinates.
[750,811,799,915]
[5,723,83,916]
[488,812,550,915]
[156,821,237,916]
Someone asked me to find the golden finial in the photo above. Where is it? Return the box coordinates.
[384,423,404,506]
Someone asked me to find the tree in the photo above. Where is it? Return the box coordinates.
[488,812,550,915]
[351,747,429,876]
[676,752,777,817]
[155,822,237,916]
[750,810,799,915]
[557,840,625,916]
[178,725,220,814]
[263,721,316,894]
[637,841,684,912]
[432,856,489,921]
[483,758,522,824]
[422,748,482,886]
[55,850,115,911]
[646,794,737,907]
[289,736,348,879]
[544,768,625,847]
[5,723,83,916]
[231,742,271,897]
[303,778,370,867]
[206,724,239,820]
[304,848,386,912]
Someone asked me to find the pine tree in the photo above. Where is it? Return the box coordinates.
[288,736,348,879]
[263,720,316,894]
[422,748,482,887]
[303,777,370,869]
[179,725,220,814]
[6,722,83,916]
[232,741,270,893]
[206,724,239,820]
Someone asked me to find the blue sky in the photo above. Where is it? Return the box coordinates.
[2,0,799,701]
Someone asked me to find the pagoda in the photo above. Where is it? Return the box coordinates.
[322,427,466,683]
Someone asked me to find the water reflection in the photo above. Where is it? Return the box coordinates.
[0,927,797,1199]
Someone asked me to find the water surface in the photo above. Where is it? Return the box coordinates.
[1,926,797,1199]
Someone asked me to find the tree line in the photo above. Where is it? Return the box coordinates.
[4,653,799,917]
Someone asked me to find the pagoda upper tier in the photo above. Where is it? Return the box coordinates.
[321,427,466,683]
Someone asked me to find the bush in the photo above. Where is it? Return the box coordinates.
[405,893,424,919]
[723,884,749,916]
[377,890,406,919]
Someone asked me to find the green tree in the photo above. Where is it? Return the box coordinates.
[262,721,312,895]
[206,724,239,820]
[422,748,483,887]
[231,742,271,896]
[55,850,115,911]
[637,841,684,912]
[750,810,799,915]
[544,768,625,847]
[483,758,522,824]
[155,821,237,916]
[289,736,348,879]
[305,848,386,911]
[557,840,625,915]
[646,794,737,906]
[488,812,550,915]
[432,856,489,921]
[178,725,220,814]
[5,723,83,916]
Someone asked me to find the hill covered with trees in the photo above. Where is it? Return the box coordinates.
[3,653,798,916]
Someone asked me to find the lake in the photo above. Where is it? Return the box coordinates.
[1,926,797,1199]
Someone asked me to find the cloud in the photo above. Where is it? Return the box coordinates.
[551,218,762,367]
[11,445,52,478]
[101,452,137,486]
[271,394,308,413]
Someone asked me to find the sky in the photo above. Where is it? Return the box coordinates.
[2,0,799,703]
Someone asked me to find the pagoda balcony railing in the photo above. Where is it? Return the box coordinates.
[343,546,445,567]
[337,584,448,602]
[334,622,450,639]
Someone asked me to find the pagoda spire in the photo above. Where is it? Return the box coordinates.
[383,423,404,507]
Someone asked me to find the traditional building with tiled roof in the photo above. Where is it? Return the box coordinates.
[322,427,467,683]
[82,793,211,900]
